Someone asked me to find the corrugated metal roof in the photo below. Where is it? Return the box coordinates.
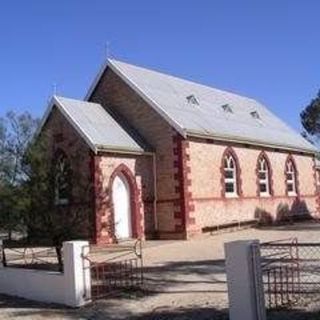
[42,96,144,154]
[106,59,317,153]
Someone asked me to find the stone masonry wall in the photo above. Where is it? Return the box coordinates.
[187,137,318,233]
[89,69,187,239]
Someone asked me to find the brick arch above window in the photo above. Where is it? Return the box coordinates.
[284,154,299,197]
[220,147,243,198]
[256,151,274,197]
[108,164,141,240]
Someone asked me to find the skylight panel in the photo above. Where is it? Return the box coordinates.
[222,104,233,113]
[186,94,199,106]
[250,111,261,119]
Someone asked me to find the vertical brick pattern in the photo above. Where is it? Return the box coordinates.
[172,133,196,237]
[312,158,320,215]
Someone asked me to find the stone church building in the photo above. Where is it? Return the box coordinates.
[39,59,319,244]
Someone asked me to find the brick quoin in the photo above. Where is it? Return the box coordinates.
[172,132,196,238]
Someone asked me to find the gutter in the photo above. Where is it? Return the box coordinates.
[186,131,318,156]
[96,145,153,156]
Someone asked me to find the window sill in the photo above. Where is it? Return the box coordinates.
[259,193,271,198]
[225,193,238,199]
[287,192,297,197]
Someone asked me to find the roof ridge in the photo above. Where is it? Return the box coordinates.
[85,59,316,154]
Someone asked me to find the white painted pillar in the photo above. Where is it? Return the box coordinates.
[63,241,91,307]
[224,240,266,320]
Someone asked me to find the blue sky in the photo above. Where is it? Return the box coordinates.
[0,1,319,132]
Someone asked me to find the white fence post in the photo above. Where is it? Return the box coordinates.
[224,240,266,320]
[63,240,91,307]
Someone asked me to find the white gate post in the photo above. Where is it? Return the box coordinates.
[224,240,266,320]
[63,241,91,307]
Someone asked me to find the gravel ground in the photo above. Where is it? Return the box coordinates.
[1,221,320,319]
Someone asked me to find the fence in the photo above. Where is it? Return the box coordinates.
[1,244,62,272]
[82,239,144,300]
[261,238,320,309]
[0,241,90,307]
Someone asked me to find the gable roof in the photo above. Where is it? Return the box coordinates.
[38,96,145,154]
[86,59,317,154]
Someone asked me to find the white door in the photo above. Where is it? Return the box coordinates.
[112,173,132,239]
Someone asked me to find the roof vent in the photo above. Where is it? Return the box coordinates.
[250,111,260,119]
[186,94,199,106]
[222,104,233,113]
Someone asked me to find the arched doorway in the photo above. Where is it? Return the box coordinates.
[112,173,132,239]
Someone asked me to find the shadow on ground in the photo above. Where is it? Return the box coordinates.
[132,306,228,320]
[267,308,320,320]
[0,258,227,319]
[142,259,227,294]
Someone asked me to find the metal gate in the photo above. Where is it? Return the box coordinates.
[261,238,320,309]
[82,239,144,300]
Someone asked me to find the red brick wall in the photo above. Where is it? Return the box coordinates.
[89,69,186,239]
[187,137,318,234]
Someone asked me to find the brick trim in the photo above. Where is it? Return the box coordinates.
[256,151,274,197]
[109,163,142,240]
[91,154,106,244]
[312,157,320,214]
[172,133,195,234]
[284,154,300,197]
[220,147,243,198]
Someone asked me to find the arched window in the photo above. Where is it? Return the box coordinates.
[285,158,297,196]
[54,150,71,205]
[223,153,238,196]
[257,156,271,196]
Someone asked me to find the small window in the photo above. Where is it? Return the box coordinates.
[54,151,71,205]
[222,104,233,113]
[223,153,238,196]
[186,94,199,105]
[250,111,260,119]
[258,157,270,196]
[285,159,297,196]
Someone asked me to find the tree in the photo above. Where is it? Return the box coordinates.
[0,111,93,270]
[22,135,93,269]
[300,90,320,143]
[0,111,39,239]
